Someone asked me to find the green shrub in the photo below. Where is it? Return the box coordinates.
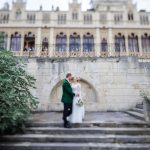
[0,48,38,134]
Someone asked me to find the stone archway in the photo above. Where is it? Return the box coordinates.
[50,78,98,110]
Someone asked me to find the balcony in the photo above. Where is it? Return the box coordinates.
[5,44,150,59]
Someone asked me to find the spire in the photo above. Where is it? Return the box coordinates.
[72,0,78,3]
[16,0,23,3]
[90,0,94,9]
[40,5,43,11]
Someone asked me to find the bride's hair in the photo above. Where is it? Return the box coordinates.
[71,77,81,83]
[70,77,74,82]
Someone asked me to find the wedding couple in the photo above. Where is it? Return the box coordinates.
[61,73,85,128]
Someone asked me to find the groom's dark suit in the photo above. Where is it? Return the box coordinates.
[61,79,75,126]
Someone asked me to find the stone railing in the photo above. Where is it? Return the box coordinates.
[12,50,150,59]
[11,45,150,59]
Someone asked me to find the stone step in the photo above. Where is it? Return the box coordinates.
[132,108,144,114]
[136,104,143,109]
[1,142,150,150]
[25,127,150,135]
[1,134,150,144]
[125,111,145,121]
[28,122,149,128]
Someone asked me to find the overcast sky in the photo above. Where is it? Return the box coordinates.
[0,0,150,11]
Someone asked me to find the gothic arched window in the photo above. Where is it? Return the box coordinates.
[42,37,49,51]
[83,33,94,52]
[141,33,150,52]
[69,32,80,51]
[0,32,7,49]
[10,32,21,51]
[101,38,108,52]
[128,33,139,52]
[115,33,126,52]
[56,32,67,51]
[24,32,35,51]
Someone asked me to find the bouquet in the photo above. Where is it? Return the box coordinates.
[76,99,84,107]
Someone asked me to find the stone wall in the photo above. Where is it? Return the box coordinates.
[25,57,150,111]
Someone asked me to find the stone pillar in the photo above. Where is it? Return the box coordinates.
[66,30,70,57]
[125,33,129,56]
[36,27,42,57]
[7,33,11,51]
[49,27,54,57]
[80,32,83,57]
[95,28,100,57]
[20,31,24,56]
[138,32,142,57]
[108,28,113,56]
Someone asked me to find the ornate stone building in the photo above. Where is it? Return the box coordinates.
[0,0,150,111]
[0,0,150,58]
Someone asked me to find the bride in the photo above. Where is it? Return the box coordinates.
[69,77,85,123]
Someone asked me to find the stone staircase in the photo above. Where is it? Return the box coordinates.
[1,120,150,150]
[125,103,145,121]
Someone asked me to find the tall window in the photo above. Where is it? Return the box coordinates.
[72,12,78,21]
[114,14,123,24]
[101,38,108,52]
[69,32,80,51]
[140,15,149,25]
[115,33,126,52]
[24,32,35,51]
[141,33,150,52]
[56,32,67,51]
[128,11,134,21]
[10,32,21,51]
[128,33,139,52]
[42,37,49,51]
[27,14,36,24]
[100,14,107,24]
[16,9,22,20]
[83,33,94,52]
[57,14,67,24]
[84,14,92,24]
[0,13,9,24]
[0,32,7,49]
[43,13,50,23]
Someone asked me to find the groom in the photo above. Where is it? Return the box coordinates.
[61,73,75,128]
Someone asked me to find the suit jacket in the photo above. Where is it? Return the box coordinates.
[61,79,75,104]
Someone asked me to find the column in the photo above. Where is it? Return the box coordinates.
[125,32,129,56]
[95,28,100,57]
[108,28,113,56]
[66,30,70,57]
[80,32,83,57]
[7,33,11,51]
[49,27,54,57]
[20,31,24,56]
[138,32,142,57]
[36,27,42,57]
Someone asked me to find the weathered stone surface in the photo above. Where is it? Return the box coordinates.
[24,57,150,111]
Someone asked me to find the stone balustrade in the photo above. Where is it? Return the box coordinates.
[11,49,150,59]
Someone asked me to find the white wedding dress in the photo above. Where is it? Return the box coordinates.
[69,83,85,123]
